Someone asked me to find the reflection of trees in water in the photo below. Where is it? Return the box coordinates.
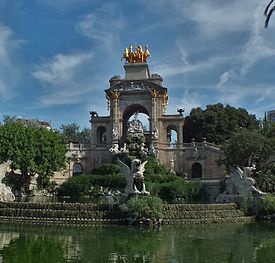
[160,223,275,263]
[0,232,20,262]
[0,224,81,263]
[0,223,275,262]
[76,226,163,262]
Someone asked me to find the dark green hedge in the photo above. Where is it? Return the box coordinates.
[92,163,120,175]
[258,194,275,216]
[58,174,126,196]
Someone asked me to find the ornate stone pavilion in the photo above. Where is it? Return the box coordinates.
[54,45,226,196]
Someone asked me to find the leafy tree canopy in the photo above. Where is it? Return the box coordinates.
[59,123,91,144]
[221,129,272,168]
[184,103,258,144]
[0,122,67,190]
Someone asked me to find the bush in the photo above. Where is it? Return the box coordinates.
[143,156,167,178]
[58,174,126,196]
[92,163,120,175]
[148,180,202,202]
[120,196,164,219]
[258,194,275,216]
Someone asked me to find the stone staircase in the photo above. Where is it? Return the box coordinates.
[0,202,254,225]
[0,202,126,225]
[162,203,254,224]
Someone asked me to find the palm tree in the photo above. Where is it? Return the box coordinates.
[264,0,275,28]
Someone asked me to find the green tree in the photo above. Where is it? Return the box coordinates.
[2,115,17,124]
[59,123,91,144]
[0,123,67,192]
[221,129,272,168]
[184,103,258,144]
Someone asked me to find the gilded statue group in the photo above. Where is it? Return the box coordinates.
[122,44,150,63]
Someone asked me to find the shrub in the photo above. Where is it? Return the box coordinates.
[120,196,164,219]
[147,179,202,202]
[258,194,275,216]
[57,174,126,196]
[143,156,167,178]
[92,163,120,175]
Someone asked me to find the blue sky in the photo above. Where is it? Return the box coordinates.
[0,0,274,129]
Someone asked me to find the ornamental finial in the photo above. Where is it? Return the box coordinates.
[122,44,150,63]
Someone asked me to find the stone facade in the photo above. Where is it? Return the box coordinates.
[54,62,226,189]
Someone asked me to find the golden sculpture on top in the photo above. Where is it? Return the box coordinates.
[122,44,151,63]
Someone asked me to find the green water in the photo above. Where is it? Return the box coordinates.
[0,222,274,263]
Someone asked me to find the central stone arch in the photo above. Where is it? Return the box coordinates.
[90,61,185,173]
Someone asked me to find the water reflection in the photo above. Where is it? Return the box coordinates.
[0,223,274,262]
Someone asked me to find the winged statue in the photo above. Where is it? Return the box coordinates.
[117,158,149,196]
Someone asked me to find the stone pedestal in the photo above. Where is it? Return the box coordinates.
[124,63,150,80]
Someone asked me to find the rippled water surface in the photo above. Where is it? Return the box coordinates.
[0,222,274,262]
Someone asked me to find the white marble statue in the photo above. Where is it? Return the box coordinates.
[112,127,119,140]
[170,155,176,174]
[152,127,159,140]
[216,165,266,204]
[109,144,120,155]
[117,158,149,196]
[228,166,265,197]
[120,143,129,154]
[0,161,15,202]
[149,142,158,157]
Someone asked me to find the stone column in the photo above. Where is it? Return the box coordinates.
[110,90,121,144]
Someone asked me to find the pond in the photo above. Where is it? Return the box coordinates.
[0,222,274,262]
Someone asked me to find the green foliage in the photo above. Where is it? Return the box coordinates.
[2,236,67,263]
[143,156,168,178]
[59,123,91,144]
[221,129,272,168]
[148,180,202,202]
[0,123,67,191]
[120,196,164,219]
[36,176,57,192]
[58,174,126,196]
[254,164,275,193]
[141,156,202,202]
[92,163,120,175]
[258,194,275,216]
[184,103,258,144]
[124,128,146,159]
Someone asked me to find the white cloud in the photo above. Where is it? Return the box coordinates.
[217,83,275,111]
[153,52,230,78]
[216,70,237,89]
[33,52,93,84]
[0,24,20,98]
[240,3,275,75]
[183,1,259,37]
[142,0,259,37]
[76,3,124,53]
[168,89,202,115]
[255,87,273,104]
[33,51,94,106]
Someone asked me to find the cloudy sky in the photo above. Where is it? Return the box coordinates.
[0,0,274,128]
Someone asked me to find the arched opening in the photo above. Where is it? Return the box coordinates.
[96,126,107,144]
[191,162,202,178]
[167,125,178,148]
[122,104,150,139]
[128,113,149,131]
[73,163,83,176]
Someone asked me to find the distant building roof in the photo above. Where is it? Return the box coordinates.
[17,118,52,130]
[267,110,275,122]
